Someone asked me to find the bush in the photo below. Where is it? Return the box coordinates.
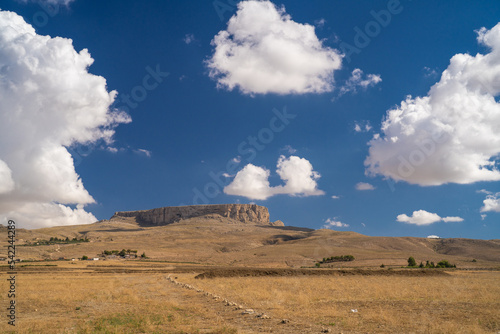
[436,260,455,268]
[380,264,385,268]
[319,255,355,263]
[81,255,88,260]
[407,257,417,267]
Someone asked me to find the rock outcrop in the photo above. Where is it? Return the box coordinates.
[111,204,285,227]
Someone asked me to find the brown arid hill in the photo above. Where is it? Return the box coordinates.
[3,205,500,268]
[112,203,284,227]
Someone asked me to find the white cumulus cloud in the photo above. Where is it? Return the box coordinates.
[366,23,500,186]
[0,160,15,194]
[355,182,375,191]
[322,218,349,229]
[0,10,130,229]
[207,0,342,95]
[224,155,324,200]
[481,192,500,213]
[397,210,464,226]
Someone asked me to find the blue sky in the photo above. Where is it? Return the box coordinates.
[0,0,499,239]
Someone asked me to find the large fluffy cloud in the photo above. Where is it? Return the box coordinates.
[366,23,500,186]
[396,210,464,226]
[207,0,342,95]
[224,155,324,200]
[0,10,130,228]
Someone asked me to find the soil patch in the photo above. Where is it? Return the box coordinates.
[194,268,450,279]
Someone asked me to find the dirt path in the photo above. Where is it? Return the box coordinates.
[163,275,329,334]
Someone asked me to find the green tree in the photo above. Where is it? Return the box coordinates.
[407,256,417,267]
[81,255,88,260]
[437,260,455,268]
[141,252,146,258]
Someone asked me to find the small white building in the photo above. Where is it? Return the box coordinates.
[427,235,440,239]
[92,257,99,261]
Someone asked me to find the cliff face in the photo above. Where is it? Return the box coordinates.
[111,204,284,227]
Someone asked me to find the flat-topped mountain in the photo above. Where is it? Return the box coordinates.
[111,204,285,227]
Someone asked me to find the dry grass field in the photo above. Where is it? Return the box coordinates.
[180,270,500,333]
[0,263,240,334]
[1,216,499,333]
[0,262,499,333]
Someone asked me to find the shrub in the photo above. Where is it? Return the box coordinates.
[380,264,385,268]
[319,255,355,263]
[436,260,455,268]
[81,255,88,260]
[407,257,417,267]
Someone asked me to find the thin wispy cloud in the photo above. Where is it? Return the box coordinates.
[323,218,349,229]
[354,121,372,133]
[281,145,297,154]
[183,33,195,44]
[336,68,382,99]
[134,149,152,158]
[18,0,74,5]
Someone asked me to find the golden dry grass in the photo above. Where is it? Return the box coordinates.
[179,270,500,333]
[0,263,499,333]
[0,267,238,334]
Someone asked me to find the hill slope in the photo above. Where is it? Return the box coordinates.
[4,213,500,268]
